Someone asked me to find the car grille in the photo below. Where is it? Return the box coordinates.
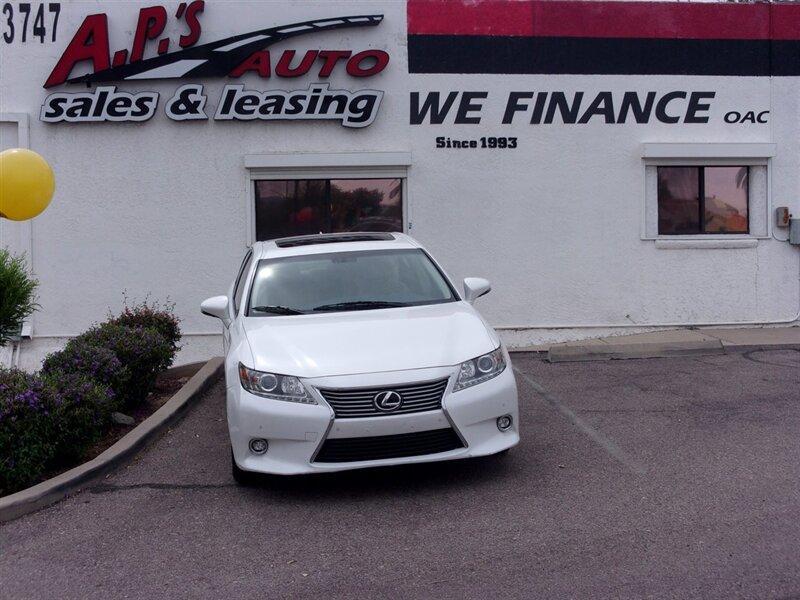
[318,378,449,418]
[314,428,464,463]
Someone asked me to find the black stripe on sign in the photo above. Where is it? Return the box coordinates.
[408,35,800,76]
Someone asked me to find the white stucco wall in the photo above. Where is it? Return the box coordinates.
[1,0,798,369]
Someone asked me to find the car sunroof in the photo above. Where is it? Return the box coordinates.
[273,233,395,248]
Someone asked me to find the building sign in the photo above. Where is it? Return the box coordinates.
[35,0,800,133]
[406,0,800,77]
[39,2,388,127]
[405,0,800,138]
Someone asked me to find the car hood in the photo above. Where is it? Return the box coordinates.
[242,302,498,378]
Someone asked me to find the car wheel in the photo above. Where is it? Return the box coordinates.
[231,449,258,486]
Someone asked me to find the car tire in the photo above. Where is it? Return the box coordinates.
[231,449,258,486]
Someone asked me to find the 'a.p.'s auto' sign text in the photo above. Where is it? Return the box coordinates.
[40,2,389,127]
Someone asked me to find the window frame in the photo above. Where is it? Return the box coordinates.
[0,113,33,337]
[252,177,405,241]
[656,165,750,236]
[641,149,772,246]
[245,154,411,247]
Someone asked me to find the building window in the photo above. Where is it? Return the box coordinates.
[657,166,749,235]
[254,178,403,240]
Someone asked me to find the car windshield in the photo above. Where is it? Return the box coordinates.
[247,249,457,316]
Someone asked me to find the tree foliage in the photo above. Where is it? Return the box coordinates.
[0,249,38,347]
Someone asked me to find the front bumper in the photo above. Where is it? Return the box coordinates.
[228,361,519,475]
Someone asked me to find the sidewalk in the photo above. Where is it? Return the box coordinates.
[510,326,800,362]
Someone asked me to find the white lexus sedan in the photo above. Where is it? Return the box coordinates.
[201,232,519,482]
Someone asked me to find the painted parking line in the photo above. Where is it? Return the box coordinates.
[513,366,647,475]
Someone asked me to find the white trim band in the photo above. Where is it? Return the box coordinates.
[641,143,776,159]
[244,151,412,170]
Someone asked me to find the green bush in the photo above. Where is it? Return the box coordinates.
[0,249,38,347]
[76,323,174,407]
[0,368,55,495]
[41,372,116,465]
[109,298,181,354]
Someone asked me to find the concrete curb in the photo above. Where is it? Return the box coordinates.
[159,360,207,379]
[509,326,800,362]
[716,342,800,354]
[0,357,224,524]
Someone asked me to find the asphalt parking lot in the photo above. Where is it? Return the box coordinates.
[1,349,799,599]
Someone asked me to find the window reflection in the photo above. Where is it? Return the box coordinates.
[255,178,402,240]
[255,180,326,240]
[657,166,748,235]
[704,167,748,233]
[658,167,700,234]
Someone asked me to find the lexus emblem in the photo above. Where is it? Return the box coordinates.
[373,390,403,412]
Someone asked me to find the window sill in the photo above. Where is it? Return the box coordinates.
[653,238,759,250]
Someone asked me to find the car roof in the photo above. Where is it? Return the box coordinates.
[253,232,423,259]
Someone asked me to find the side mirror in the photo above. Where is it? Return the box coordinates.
[463,277,491,304]
[201,295,230,325]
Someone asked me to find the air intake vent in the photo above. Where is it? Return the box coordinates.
[314,428,464,463]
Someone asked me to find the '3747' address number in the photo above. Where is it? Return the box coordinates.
[2,2,60,43]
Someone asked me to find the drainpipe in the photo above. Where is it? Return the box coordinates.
[0,337,21,369]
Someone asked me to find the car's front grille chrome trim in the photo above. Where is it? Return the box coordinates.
[318,377,449,418]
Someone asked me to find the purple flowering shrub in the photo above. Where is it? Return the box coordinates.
[77,323,175,407]
[0,298,181,496]
[0,368,55,495]
[0,368,117,494]
[41,372,116,465]
[109,299,181,355]
[41,341,125,401]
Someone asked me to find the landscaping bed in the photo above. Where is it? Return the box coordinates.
[42,366,199,486]
[0,300,183,498]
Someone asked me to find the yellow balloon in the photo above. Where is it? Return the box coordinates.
[0,148,55,221]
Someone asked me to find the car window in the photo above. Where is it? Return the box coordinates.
[247,249,457,316]
[233,250,254,315]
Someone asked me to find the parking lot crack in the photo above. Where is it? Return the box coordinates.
[89,482,234,494]
[742,349,800,369]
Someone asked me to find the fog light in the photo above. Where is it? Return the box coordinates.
[249,438,268,454]
[496,415,513,432]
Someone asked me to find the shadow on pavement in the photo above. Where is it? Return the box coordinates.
[237,451,528,501]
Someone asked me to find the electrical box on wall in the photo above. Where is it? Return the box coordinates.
[790,218,800,245]
[776,207,791,227]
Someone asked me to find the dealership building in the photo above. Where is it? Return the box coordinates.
[1,0,799,369]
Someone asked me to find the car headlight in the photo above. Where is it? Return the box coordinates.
[453,347,506,392]
[238,363,316,404]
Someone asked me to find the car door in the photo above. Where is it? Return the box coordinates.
[225,249,253,356]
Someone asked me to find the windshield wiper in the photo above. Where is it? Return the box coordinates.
[250,305,306,315]
[312,300,407,312]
